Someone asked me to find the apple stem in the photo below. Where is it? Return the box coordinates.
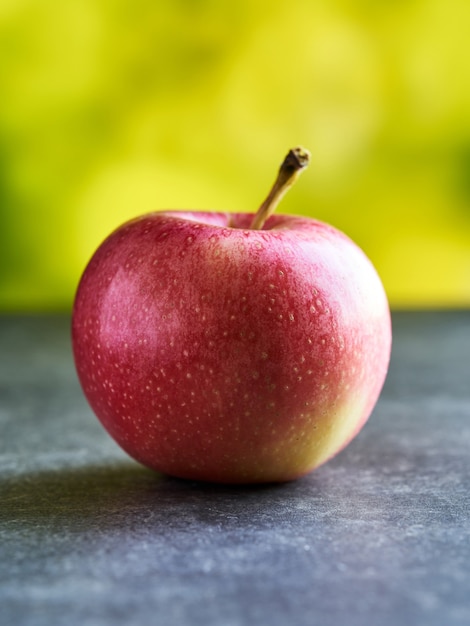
[249,147,311,230]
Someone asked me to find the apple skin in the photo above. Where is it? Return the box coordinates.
[72,211,391,483]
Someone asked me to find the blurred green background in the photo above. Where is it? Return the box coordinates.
[1,0,469,311]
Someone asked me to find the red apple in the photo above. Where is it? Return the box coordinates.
[72,149,391,483]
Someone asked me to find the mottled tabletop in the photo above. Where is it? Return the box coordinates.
[1,312,469,626]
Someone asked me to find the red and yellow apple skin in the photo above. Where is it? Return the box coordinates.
[72,211,391,483]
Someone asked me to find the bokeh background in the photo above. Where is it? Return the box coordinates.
[1,0,469,311]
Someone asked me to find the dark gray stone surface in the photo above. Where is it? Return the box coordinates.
[1,312,469,626]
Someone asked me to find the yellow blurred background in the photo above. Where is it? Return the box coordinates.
[1,0,469,311]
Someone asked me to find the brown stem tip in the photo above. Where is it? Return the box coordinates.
[250,147,311,230]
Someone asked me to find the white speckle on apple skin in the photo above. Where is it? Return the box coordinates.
[72,210,391,483]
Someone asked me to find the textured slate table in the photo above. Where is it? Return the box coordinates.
[1,312,469,626]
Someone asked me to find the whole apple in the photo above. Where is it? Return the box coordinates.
[72,149,391,483]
